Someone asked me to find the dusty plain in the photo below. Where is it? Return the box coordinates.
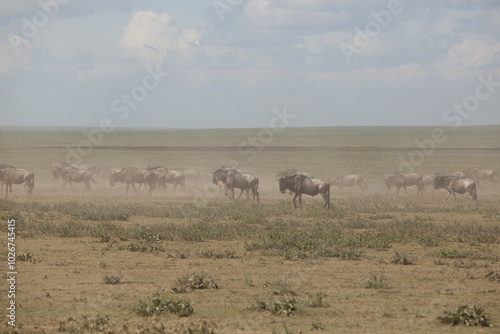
[0,125,499,333]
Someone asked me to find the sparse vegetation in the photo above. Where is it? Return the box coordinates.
[360,272,387,289]
[438,305,492,327]
[391,251,414,265]
[134,297,194,317]
[103,274,121,285]
[2,126,500,333]
[172,273,220,293]
[254,297,298,316]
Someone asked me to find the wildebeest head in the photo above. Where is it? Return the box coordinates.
[385,175,394,189]
[278,175,295,193]
[211,169,225,186]
[434,175,452,189]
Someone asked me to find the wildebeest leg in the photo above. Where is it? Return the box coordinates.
[403,186,409,195]
[223,185,232,200]
[321,193,328,208]
[84,180,90,191]
[292,193,299,209]
[237,189,249,201]
[230,186,236,200]
[253,187,259,203]
[396,187,400,196]
[130,182,139,194]
[445,191,453,201]
[236,189,245,200]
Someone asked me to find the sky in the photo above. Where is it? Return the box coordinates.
[1,0,500,129]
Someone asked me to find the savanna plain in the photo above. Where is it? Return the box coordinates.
[1,126,500,333]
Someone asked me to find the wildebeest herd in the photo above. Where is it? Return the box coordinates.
[0,163,497,208]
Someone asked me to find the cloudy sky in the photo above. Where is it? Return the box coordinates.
[1,0,500,128]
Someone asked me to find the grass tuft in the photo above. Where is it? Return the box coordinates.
[438,305,492,327]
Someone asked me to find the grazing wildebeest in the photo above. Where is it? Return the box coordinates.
[0,167,34,198]
[53,165,96,191]
[434,176,478,206]
[463,167,497,188]
[328,174,367,191]
[147,167,186,191]
[211,166,259,203]
[110,167,150,195]
[278,174,330,210]
[385,173,424,195]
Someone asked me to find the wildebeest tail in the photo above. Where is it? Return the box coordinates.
[472,182,477,202]
[28,173,34,196]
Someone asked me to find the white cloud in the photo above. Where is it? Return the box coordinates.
[436,36,500,80]
[117,10,200,66]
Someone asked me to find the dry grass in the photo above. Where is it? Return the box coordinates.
[0,126,499,333]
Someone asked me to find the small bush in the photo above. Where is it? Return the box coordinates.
[58,314,111,332]
[303,292,328,308]
[255,297,298,316]
[198,249,237,259]
[16,252,37,263]
[485,271,500,282]
[438,305,492,327]
[134,297,193,317]
[103,275,121,285]
[433,248,470,259]
[360,272,387,289]
[391,251,414,265]
[172,273,219,293]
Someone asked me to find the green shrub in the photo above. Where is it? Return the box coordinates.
[433,248,470,259]
[391,251,414,265]
[134,297,193,317]
[103,275,121,285]
[172,273,220,293]
[254,297,298,316]
[438,305,492,327]
[360,272,387,289]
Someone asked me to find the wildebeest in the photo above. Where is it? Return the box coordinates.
[385,173,424,195]
[147,167,186,191]
[0,167,34,198]
[328,174,367,191]
[463,167,497,188]
[434,175,478,205]
[277,169,314,178]
[53,165,96,191]
[0,164,16,193]
[110,167,152,195]
[278,173,330,210]
[212,166,259,203]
